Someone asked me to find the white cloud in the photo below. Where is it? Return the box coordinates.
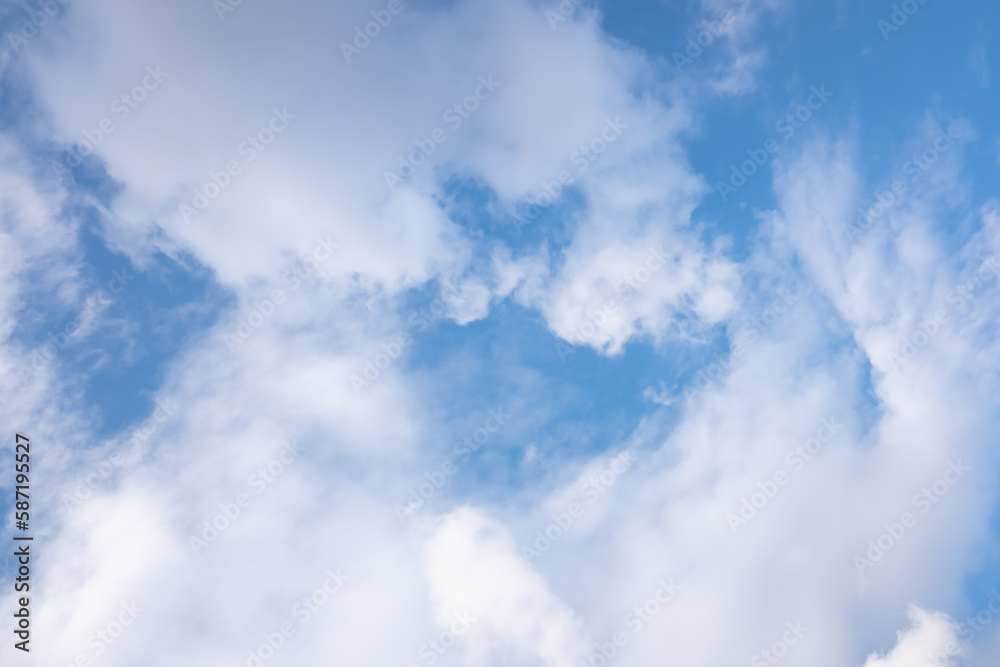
[423,508,591,667]
[1,2,999,667]
[861,606,964,667]
[14,0,738,354]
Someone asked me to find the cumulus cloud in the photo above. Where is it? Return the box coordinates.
[423,508,590,667]
[15,0,739,354]
[0,1,998,667]
[861,606,964,667]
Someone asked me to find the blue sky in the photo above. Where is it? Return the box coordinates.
[1,0,1000,666]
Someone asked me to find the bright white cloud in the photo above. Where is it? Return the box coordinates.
[0,1,998,667]
[423,507,591,667]
[861,606,964,667]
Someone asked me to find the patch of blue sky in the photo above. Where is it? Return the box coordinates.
[11,208,232,443]
[396,296,713,501]
[599,0,999,264]
[440,174,587,257]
